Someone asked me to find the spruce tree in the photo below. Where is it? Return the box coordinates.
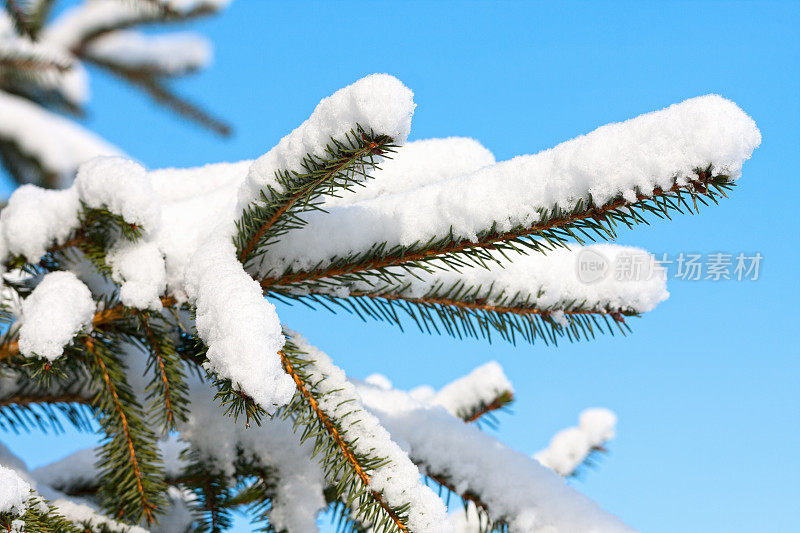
[0,3,762,532]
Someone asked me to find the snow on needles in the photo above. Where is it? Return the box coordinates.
[290,333,451,532]
[185,234,294,411]
[255,94,760,277]
[323,243,669,317]
[75,156,161,233]
[183,74,416,411]
[18,271,95,361]
[354,381,634,532]
[535,408,618,477]
[0,185,81,263]
[0,74,418,413]
[0,465,30,515]
[85,31,212,75]
[239,73,415,208]
[107,240,167,310]
[431,361,513,418]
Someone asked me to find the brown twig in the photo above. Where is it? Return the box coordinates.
[237,140,385,264]
[0,297,177,362]
[86,337,157,524]
[280,351,409,533]
[344,291,630,320]
[0,392,91,408]
[138,315,175,428]
[463,392,514,424]
[260,177,714,288]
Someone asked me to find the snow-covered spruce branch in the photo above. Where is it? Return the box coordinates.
[1,455,152,533]
[235,127,397,269]
[428,361,515,424]
[81,335,167,525]
[88,55,230,136]
[0,73,761,531]
[355,381,633,532]
[535,408,618,479]
[254,95,758,292]
[279,333,449,532]
[268,243,668,346]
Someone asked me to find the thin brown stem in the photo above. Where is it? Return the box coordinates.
[0,392,90,408]
[463,393,514,424]
[87,337,157,524]
[237,141,382,264]
[280,351,409,533]
[343,291,629,320]
[0,297,177,363]
[138,315,175,428]
[260,178,710,288]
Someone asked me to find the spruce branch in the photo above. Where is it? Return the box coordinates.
[259,170,732,289]
[424,474,504,533]
[0,136,60,187]
[0,48,72,73]
[0,297,177,362]
[279,340,412,533]
[235,127,395,268]
[3,0,54,40]
[270,284,634,346]
[461,390,514,425]
[0,389,93,434]
[69,1,223,52]
[136,313,189,432]
[4,0,33,39]
[179,449,235,533]
[87,57,231,136]
[0,493,83,533]
[83,335,166,526]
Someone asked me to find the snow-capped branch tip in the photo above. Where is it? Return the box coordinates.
[255,94,759,289]
[431,361,514,423]
[355,381,633,532]
[269,244,669,346]
[535,408,618,478]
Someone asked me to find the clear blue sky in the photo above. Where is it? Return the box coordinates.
[2,1,799,532]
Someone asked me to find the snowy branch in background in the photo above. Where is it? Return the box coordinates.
[0,90,123,187]
[0,0,231,189]
[429,361,514,422]
[355,380,633,532]
[535,408,618,478]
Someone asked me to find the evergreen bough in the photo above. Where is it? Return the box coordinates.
[0,3,761,532]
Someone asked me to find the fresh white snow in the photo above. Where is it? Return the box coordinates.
[18,271,95,360]
[289,332,451,532]
[239,73,416,210]
[0,465,30,515]
[431,361,513,419]
[75,156,161,233]
[85,31,211,75]
[355,381,633,533]
[0,185,81,263]
[535,408,618,477]
[107,240,167,310]
[255,94,760,278]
